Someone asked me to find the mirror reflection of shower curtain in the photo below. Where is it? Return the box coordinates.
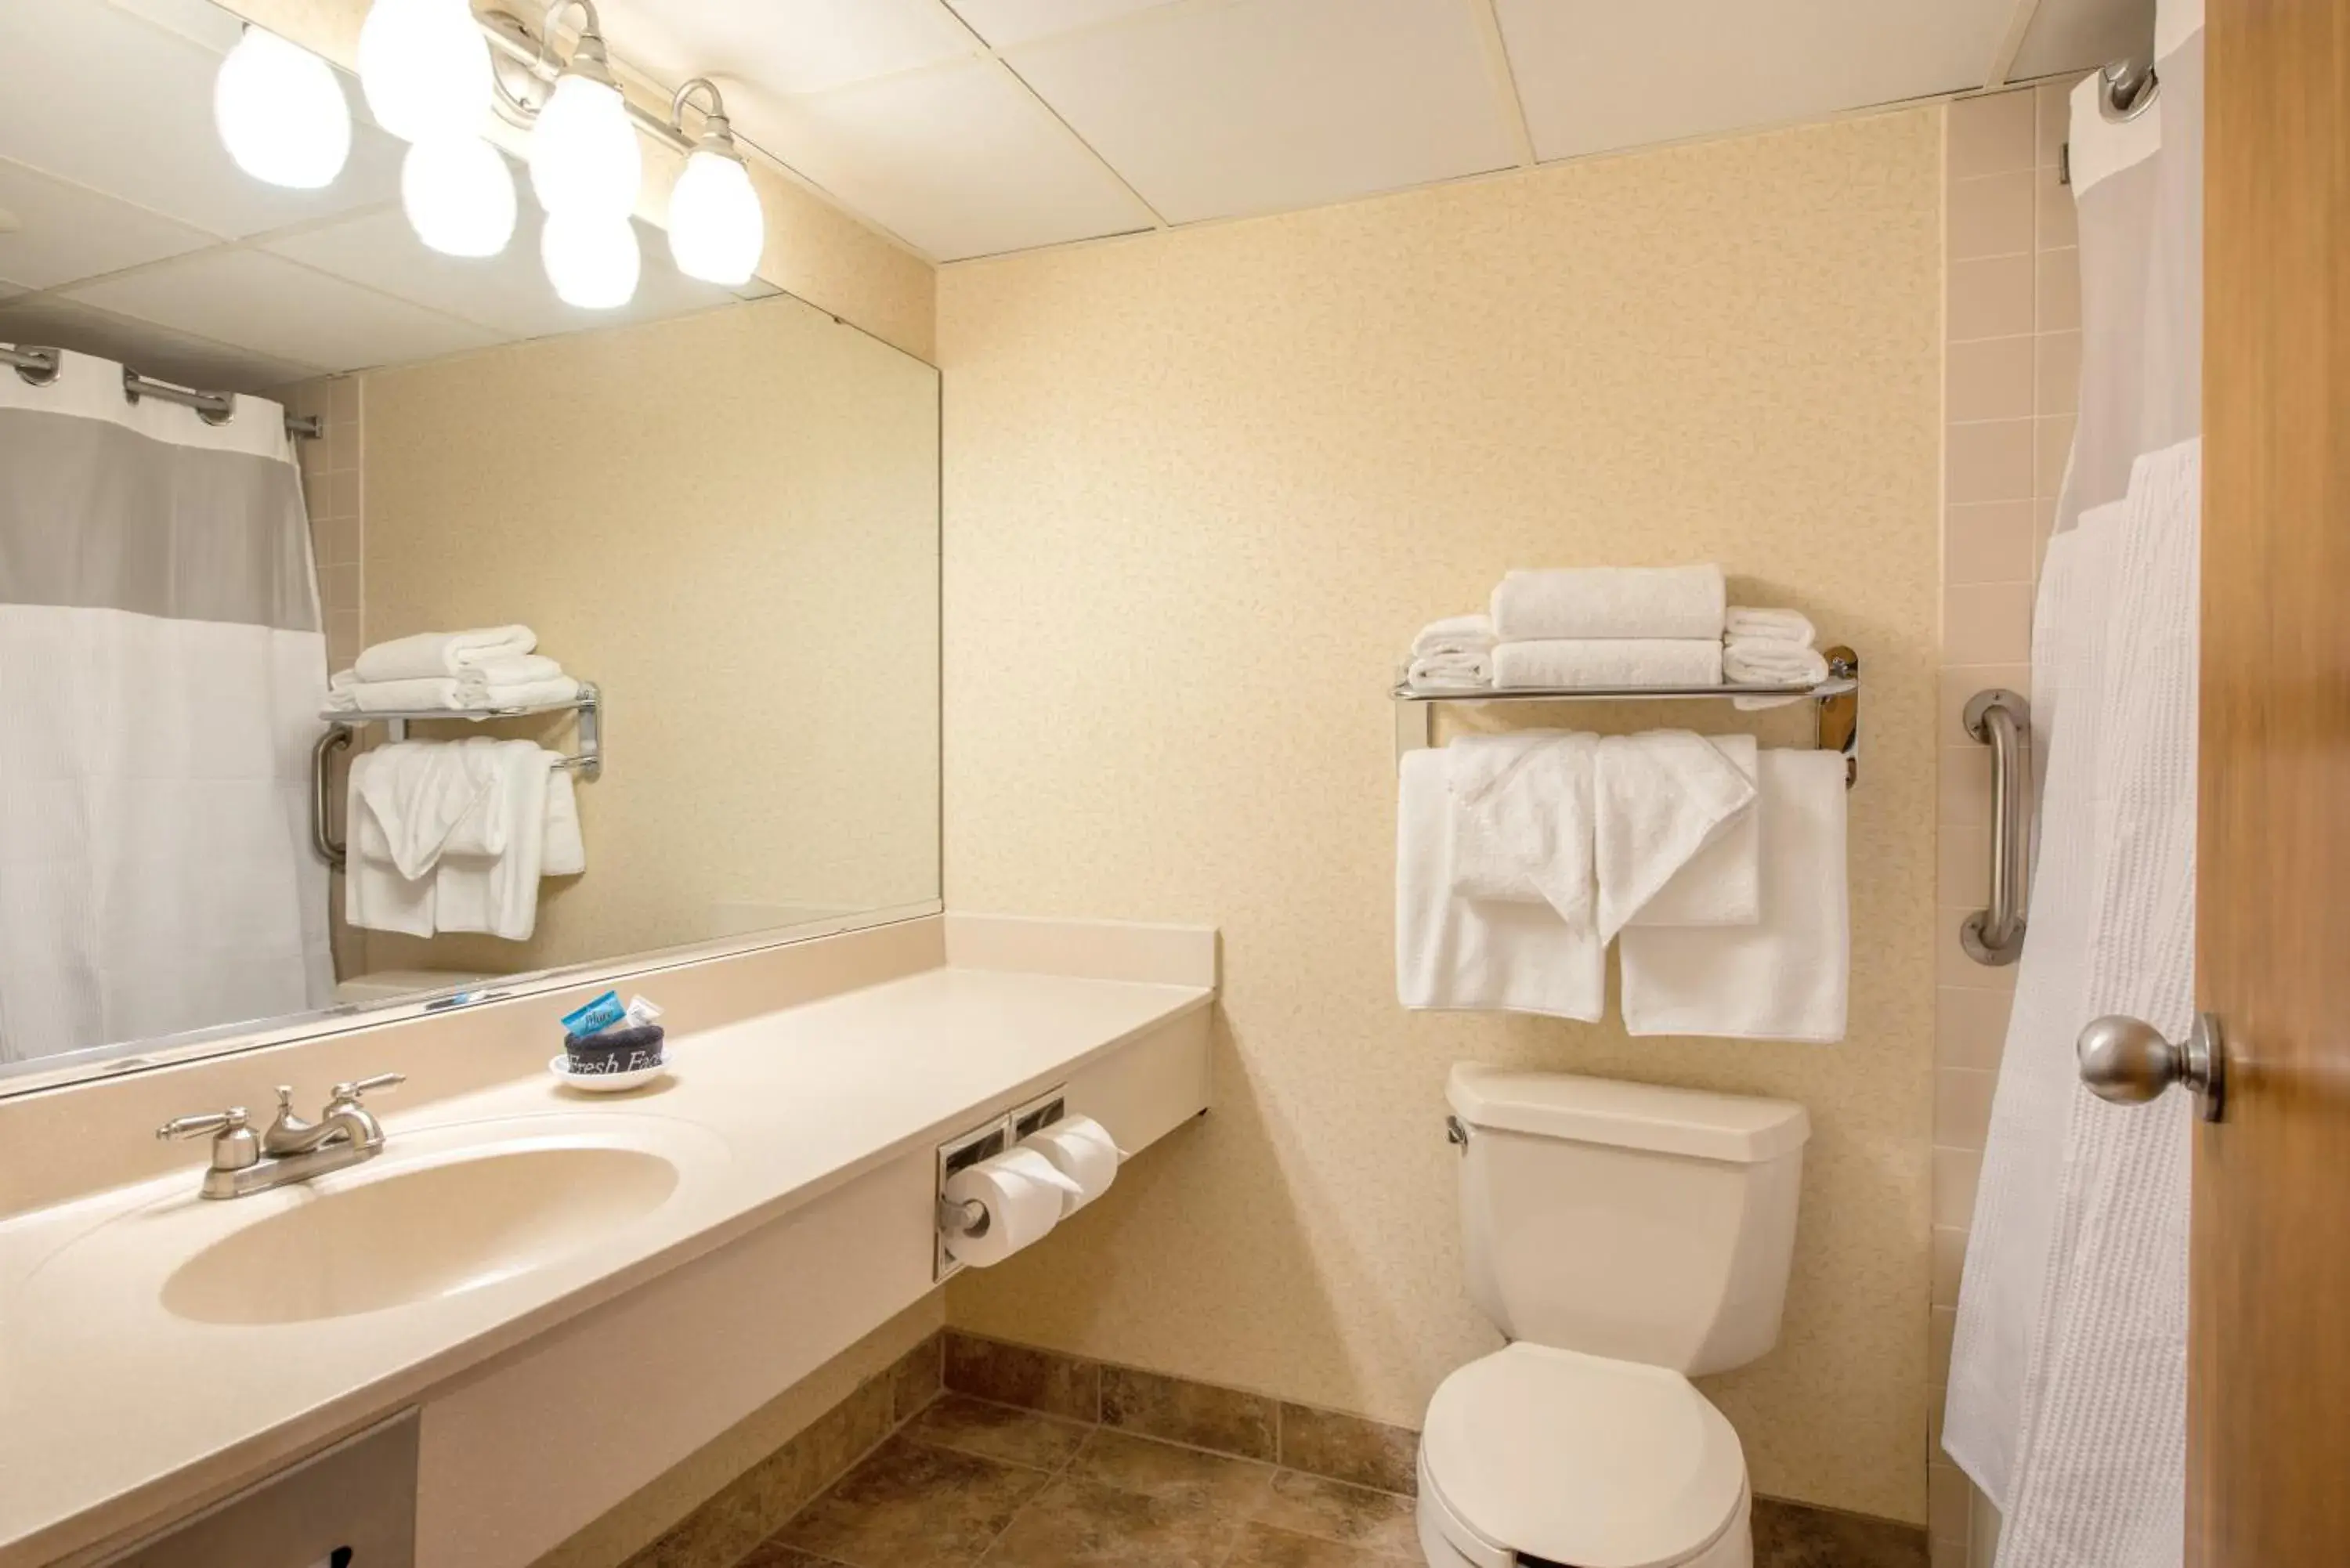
[1943,2,2204,1566]
[0,350,332,1064]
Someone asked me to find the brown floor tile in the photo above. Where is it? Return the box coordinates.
[945,1333,1102,1423]
[1752,1496,1929,1568]
[1064,1429,1277,1512]
[1277,1404,1419,1496]
[1224,1521,1421,1568]
[977,1474,1238,1568]
[905,1396,1094,1472]
[1245,1471,1420,1558]
[772,1436,1051,1568]
[739,1545,853,1568]
[1099,1364,1278,1462]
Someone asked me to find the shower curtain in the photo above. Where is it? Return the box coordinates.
[1943,2,2204,1565]
[0,349,332,1064]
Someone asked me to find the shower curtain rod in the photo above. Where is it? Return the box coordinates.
[2,344,322,439]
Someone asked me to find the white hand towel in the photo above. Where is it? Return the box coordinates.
[1723,641,1830,687]
[353,626,537,682]
[1493,638,1722,690]
[1629,734,1761,928]
[1593,732,1758,941]
[1446,732,1598,922]
[1398,748,1603,1021]
[1619,748,1849,1042]
[1490,565,1726,641]
[1412,614,1495,657]
[1723,606,1817,645]
[1407,651,1491,690]
[349,741,492,880]
[460,653,564,689]
[543,761,585,876]
[432,739,555,941]
[472,674,584,710]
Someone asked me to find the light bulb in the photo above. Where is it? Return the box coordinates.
[540,210,639,309]
[358,0,490,143]
[530,72,641,219]
[667,147,763,286]
[401,135,516,257]
[215,27,352,190]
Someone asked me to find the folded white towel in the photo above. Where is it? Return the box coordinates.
[463,653,565,688]
[1407,652,1491,690]
[1397,748,1603,1021]
[432,740,555,941]
[325,673,583,714]
[1619,748,1849,1042]
[473,675,584,710]
[1723,641,1830,687]
[1491,565,1726,641]
[1447,732,1597,923]
[1723,606,1817,645]
[1630,735,1761,928]
[1412,614,1496,657]
[352,626,537,683]
[543,760,585,877]
[1493,638,1722,689]
[1593,731,1758,941]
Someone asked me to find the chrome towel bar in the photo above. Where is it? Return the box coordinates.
[1961,688,2032,965]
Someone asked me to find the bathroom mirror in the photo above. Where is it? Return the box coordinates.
[0,0,941,1091]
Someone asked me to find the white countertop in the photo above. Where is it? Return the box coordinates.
[0,965,1211,1566]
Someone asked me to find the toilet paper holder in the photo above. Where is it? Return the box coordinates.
[934,1086,1066,1281]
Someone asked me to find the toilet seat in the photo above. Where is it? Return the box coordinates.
[1418,1343,1749,1568]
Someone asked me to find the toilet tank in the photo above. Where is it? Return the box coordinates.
[1448,1065,1810,1377]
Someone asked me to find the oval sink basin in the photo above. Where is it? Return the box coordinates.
[161,1143,680,1325]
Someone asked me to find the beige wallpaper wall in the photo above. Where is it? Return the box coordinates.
[938,109,1943,1523]
[356,292,940,977]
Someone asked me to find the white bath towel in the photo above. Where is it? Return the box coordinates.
[1626,735,1761,929]
[1397,748,1603,1021]
[432,739,555,941]
[352,625,537,682]
[1492,638,1722,690]
[1412,614,1495,657]
[326,672,582,713]
[1593,732,1757,941]
[1618,748,1848,1041]
[349,741,492,880]
[543,762,585,877]
[1722,641,1829,688]
[1723,606,1817,645]
[1446,732,1597,923]
[463,653,565,688]
[1490,565,1726,641]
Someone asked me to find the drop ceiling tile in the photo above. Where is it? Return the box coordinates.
[600,0,980,96]
[0,157,215,290]
[0,291,324,393]
[0,0,402,240]
[64,250,500,373]
[1006,0,1517,226]
[266,204,748,340]
[746,59,1157,259]
[1495,0,2012,161]
[948,0,1181,47]
[2010,0,2153,83]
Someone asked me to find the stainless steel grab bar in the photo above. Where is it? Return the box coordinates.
[311,726,354,872]
[1961,689,2032,965]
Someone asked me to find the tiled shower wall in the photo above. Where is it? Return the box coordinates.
[282,373,363,670]
[1932,80,2077,1568]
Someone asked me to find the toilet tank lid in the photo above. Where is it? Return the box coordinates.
[1448,1065,1810,1163]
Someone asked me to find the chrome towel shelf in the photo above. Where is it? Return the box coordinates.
[1393,646,1861,786]
[309,683,601,872]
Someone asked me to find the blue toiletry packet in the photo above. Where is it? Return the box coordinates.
[561,990,626,1038]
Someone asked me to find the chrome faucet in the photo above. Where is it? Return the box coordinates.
[156,1074,404,1199]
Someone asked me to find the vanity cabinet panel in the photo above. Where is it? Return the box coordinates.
[98,1411,417,1568]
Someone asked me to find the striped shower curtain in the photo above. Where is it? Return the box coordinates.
[0,349,332,1065]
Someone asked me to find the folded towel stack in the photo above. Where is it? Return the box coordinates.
[327,627,583,712]
[1406,614,1496,690]
[1722,604,1829,709]
[1489,565,1726,690]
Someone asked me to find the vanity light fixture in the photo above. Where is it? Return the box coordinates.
[215,26,352,190]
[540,209,639,309]
[357,0,492,144]
[527,0,641,221]
[665,79,764,287]
[401,132,518,257]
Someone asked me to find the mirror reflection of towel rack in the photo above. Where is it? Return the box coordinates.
[308,684,601,873]
[1392,647,1861,787]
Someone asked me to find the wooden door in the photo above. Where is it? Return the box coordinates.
[2196,0,2350,1561]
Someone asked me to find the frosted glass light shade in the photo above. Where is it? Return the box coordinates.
[402,135,516,257]
[529,73,640,219]
[215,27,351,190]
[540,210,639,309]
[358,0,489,143]
[667,149,763,286]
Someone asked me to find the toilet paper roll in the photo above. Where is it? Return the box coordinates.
[942,1147,1080,1268]
[1024,1115,1123,1216]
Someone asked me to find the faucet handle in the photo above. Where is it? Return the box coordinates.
[156,1107,248,1141]
[329,1072,404,1104]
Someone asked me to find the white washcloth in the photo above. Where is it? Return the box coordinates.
[1723,606,1817,645]
[1490,565,1726,641]
[1493,638,1722,689]
[1618,748,1849,1041]
[1593,732,1757,941]
[1446,732,1597,923]
[432,739,555,941]
[1397,748,1603,1021]
[1412,614,1495,657]
[1723,641,1830,687]
[1629,735,1761,928]
[543,761,585,876]
[352,625,537,682]
[1407,652,1491,690]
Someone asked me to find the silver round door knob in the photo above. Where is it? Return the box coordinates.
[2076,1012,2225,1122]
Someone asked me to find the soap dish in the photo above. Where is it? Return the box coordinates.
[548,1054,669,1093]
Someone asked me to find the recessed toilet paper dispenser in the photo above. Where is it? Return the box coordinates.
[933,1088,1128,1281]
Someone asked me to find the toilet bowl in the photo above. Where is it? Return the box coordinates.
[1421,1066,1809,1568]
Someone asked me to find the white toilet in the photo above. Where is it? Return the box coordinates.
[1418,1064,1810,1568]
